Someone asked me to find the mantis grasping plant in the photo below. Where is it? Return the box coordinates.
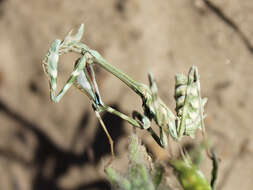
[42,24,208,156]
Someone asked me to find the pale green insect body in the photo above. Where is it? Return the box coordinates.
[43,24,208,151]
[175,67,207,139]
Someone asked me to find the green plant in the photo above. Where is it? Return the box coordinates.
[106,134,218,190]
[106,134,170,190]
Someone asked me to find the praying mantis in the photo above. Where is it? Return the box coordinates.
[42,24,208,157]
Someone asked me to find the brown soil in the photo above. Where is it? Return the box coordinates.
[0,0,252,189]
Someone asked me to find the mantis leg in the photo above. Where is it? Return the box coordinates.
[74,59,115,157]
[190,66,206,135]
[132,110,167,148]
[53,56,87,103]
[43,39,88,103]
[75,61,104,106]
[188,67,212,158]
[93,106,115,158]
[84,63,103,106]
[147,72,168,148]
[103,106,142,129]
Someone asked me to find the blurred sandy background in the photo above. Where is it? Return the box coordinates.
[0,0,253,189]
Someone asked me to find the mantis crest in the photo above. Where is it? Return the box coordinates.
[42,24,208,156]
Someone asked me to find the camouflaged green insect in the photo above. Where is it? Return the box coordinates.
[43,24,208,151]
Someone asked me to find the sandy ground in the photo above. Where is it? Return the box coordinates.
[0,0,253,189]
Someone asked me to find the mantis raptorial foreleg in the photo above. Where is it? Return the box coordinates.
[43,39,144,157]
[42,40,90,103]
[43,41,115,156]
